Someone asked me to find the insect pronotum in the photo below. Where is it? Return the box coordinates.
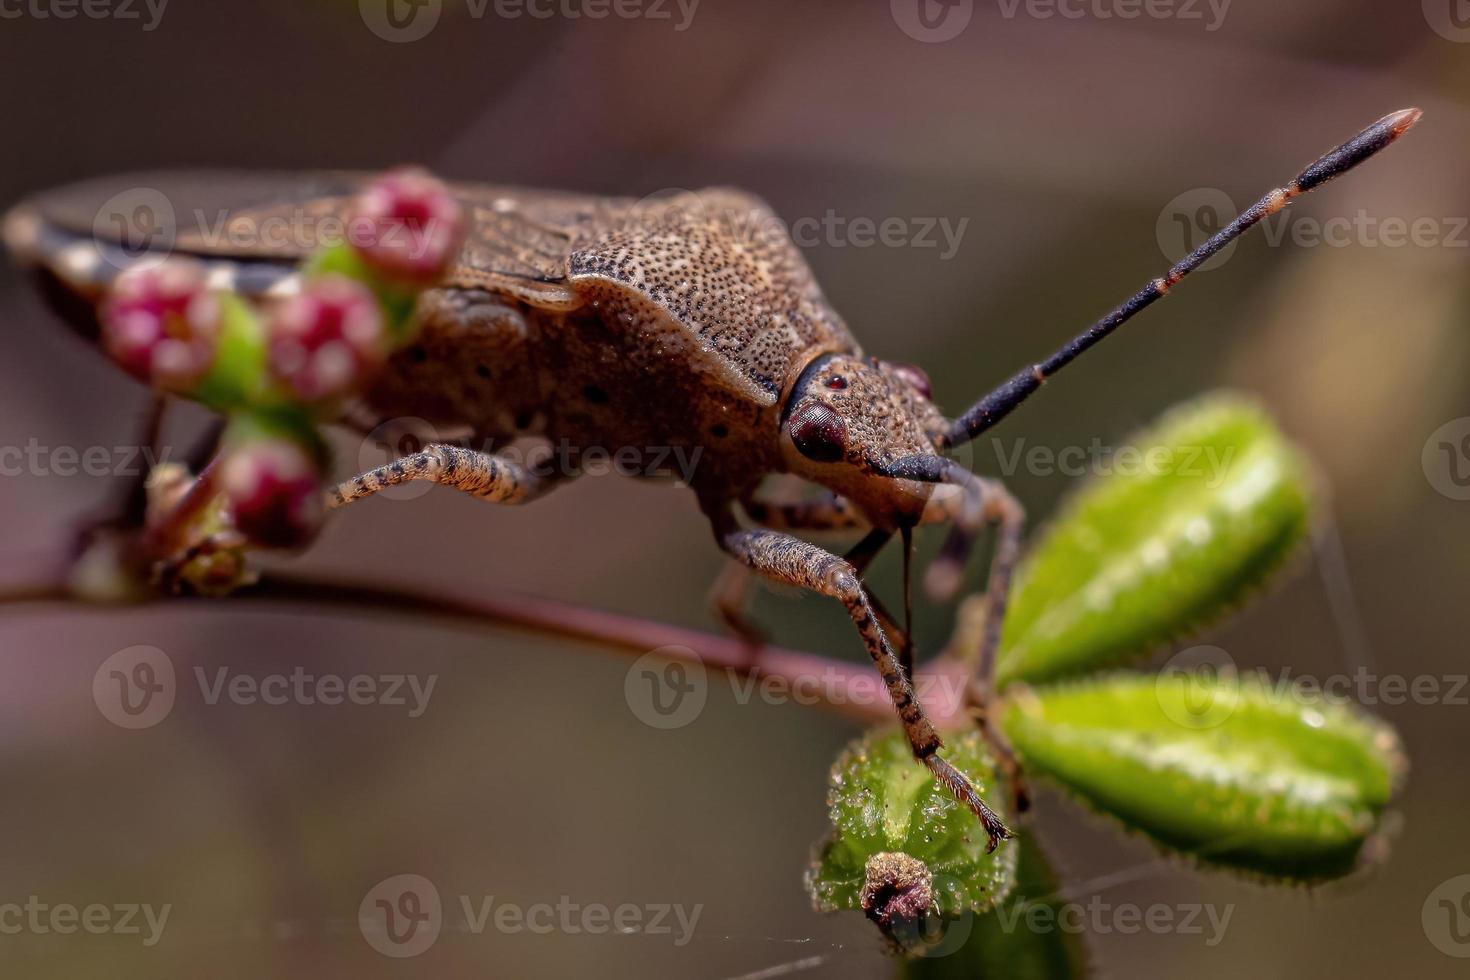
[3,107,1422,851]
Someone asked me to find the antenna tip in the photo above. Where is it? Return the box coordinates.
[1384,107,1423,138]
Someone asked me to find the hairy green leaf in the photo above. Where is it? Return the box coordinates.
[1001,673,1405,877]
[997,393,1313,687]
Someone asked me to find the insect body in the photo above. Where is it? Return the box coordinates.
[3,109,1421,851]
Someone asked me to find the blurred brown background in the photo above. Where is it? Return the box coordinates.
[0,1,1467,976]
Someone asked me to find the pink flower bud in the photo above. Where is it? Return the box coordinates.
[350,167,465,283]
[100,262,220,391]
[268,275,387,404]
[222,439,324,549]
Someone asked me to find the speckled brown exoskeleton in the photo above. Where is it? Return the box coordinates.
[3,108,1420,851]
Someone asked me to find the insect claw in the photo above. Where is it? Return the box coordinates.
[924,752,1013,852]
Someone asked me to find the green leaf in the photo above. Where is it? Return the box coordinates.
[806,728,1016,952]
[1001,673,1405,877]
[997,393,1313,688]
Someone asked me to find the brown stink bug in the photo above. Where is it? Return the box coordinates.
[2,108,1422,851]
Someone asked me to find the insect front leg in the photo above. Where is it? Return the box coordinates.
[712,495,879,649]
[328,444,567,509]
[736,495,914,664]
[941,476,1029,813]
[923,473,1029,690]
[718,524,1011,851]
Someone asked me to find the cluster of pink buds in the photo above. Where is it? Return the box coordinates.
[97,167,465,561]
[99,261,220,391]
[221,438,325,550]
[349,166,466,283]
[268,275,387,404]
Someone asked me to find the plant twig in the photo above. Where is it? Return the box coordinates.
[1,553,978,727]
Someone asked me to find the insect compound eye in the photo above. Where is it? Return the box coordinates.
[788,403,848,464]
[892,363,932,400]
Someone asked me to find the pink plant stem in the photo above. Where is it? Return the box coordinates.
[1,556,976,727]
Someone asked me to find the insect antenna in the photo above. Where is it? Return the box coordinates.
[943,107,1422,448]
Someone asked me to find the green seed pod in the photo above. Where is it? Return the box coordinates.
[1001,673,1405,878]
[807,729,1017,952]
[997,393,1313,688]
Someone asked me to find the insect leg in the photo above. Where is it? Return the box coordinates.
[955,477,1029,814]
[838,528,917,678]
[965,478,1025,693]
[708,562,768,650]
[740,492,863,531]
[716,508,915,661]
[719,525,1011,850]
[328,445,564,509]
[739,498,917,667]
